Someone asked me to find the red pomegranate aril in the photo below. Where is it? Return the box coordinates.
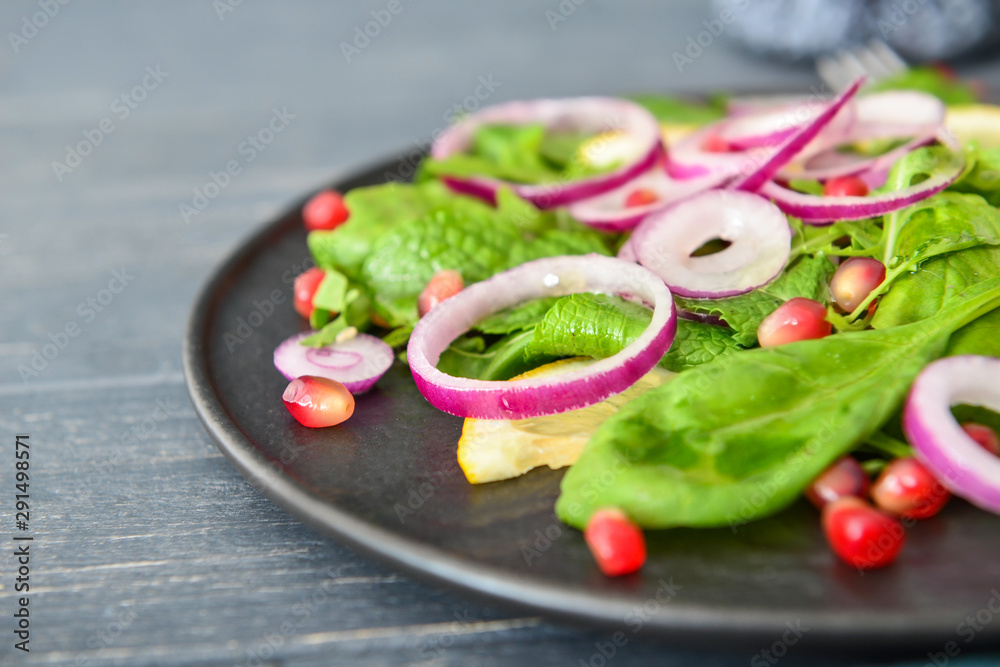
[303,190,350,231]
[830,257,886,313]
[822,175,869,198]
[871,457,950,520]
[701,132,730,153]
[962,422,1000,456]
[584,508,646,577]
[822,497,905,570]
[282,376,355,428]
[624,187,660,208]
[806,457,869,509]
[418,270,464,317]
[757,297,831,348]
[293,268,327,319]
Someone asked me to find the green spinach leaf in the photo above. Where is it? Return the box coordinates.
[308,181,494,279]
[476,296,561,335]
[674,255,836,346]
[525,293,741,372]
[557,278,1000,530]
[872,245,1000,328]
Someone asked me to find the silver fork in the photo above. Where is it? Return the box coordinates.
[816,40,909,92]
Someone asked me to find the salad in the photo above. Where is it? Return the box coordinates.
[274,67,1000,576]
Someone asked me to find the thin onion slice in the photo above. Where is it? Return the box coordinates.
[760,148,964,223]
[904,356,1000,514]
[430,97,662,208]
[274,332,394,394]
[566,161,731,232]
[407,255,677,420]
[779,91,945,182]
[665,123,749,179]
[720,100,855,151]
[633,190,791,298]
[731,77,864,193]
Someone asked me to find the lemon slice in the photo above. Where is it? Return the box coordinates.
[946,104,1000,149]
[575,130,643,169]
[457,358,674,484]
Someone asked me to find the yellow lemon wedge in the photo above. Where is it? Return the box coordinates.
[457,358,674,484]
[575,130,640,170]
[946,104,1000,149]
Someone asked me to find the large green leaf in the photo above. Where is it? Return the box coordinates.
[557,278,1000,530]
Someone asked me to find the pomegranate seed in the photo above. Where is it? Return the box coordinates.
[418,270,464,317]
[624,188,659,208]
[701,132,730,153]
[303,190,349,231]
[584,508,646,577]
[293,268,326,319]
[757,297,831,348]
[822,176,869,198]
[806,457,869,509]
[871,457,950,520]
[822,497,905,570]
[282,376,355,428]
[830,257,886,313]
[962,422,1000,455]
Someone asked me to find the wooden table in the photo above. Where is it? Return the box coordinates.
[4,2,1000,664]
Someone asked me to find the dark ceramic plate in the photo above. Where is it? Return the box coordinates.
[184,157,1000,651]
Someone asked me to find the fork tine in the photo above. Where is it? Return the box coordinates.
[853,45,896,80]
[835,50,870,85]
[867,40,908,76]
[816,55,851,93]
[816,40,909,92]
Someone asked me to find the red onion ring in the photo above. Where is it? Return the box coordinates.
[566,161,731,232]
[430,97,662,209]
[759,148,964,223]
[720,100,856,151]
[274,332,394,394]
[633,190,791,298]
[779,91,945,182]
[904,356,1000,514]
[731,78,864,193]
[407,255,677,419]
[664,124,750,180]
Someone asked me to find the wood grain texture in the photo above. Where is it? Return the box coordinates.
[2,1,1000,664]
